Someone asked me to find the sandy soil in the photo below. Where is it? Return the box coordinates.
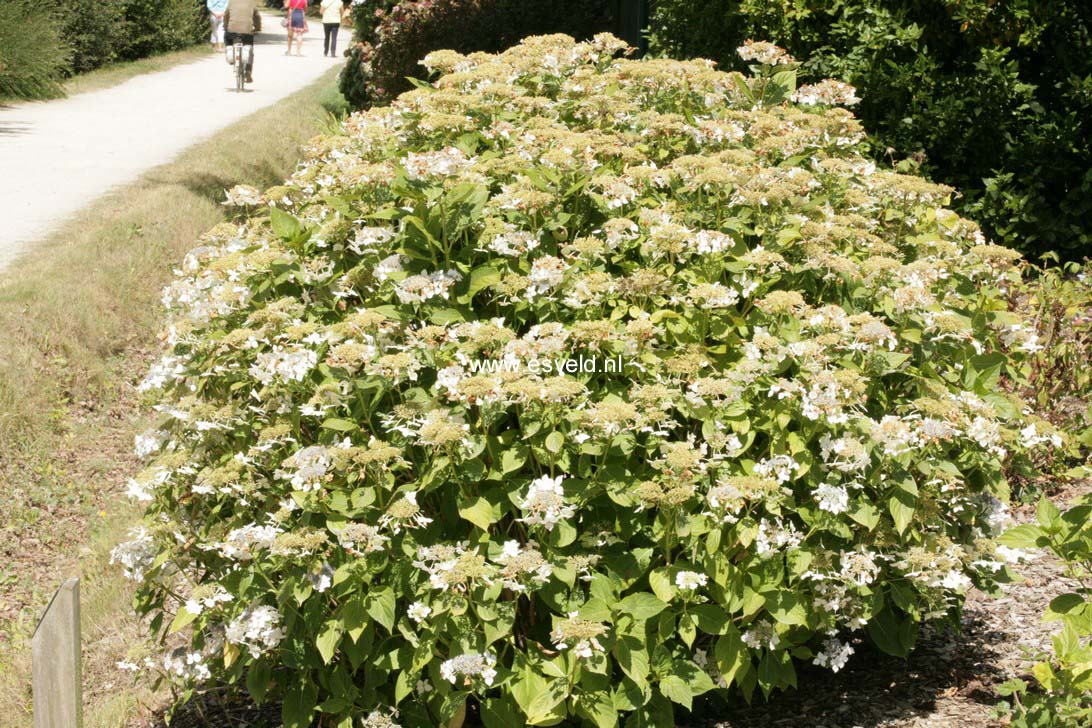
[0,15,338,272]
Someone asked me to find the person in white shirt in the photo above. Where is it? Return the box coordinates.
[320,0,346,58]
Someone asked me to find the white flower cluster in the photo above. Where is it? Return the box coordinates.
[249,345,317,385]
[814,482,849,514]
[516,475,576,531]
[216,523,281,561]
[403,147,474,180]
[439,652,497,686]
[349,226,398,255]
[225,603,285,658]
[792,80,861,106]
[675,570,708,591]
[110,527,157,582]
[395,269,462,304]
[742,621,780,650]
[813,637,855,672]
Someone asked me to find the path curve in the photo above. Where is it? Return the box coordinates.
[0,15,341,272]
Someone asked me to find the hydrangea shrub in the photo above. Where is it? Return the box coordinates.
[117,35,1062,728]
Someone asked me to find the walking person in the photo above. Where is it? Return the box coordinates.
[285,0,308,56]
[320,0,342,58]
[207,0,229,52]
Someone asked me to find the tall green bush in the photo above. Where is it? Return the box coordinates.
[338,0,612,109]
[116,0,207,62]
[116,36,1065,727]
[56,0,124,74]
[52,0,206,79]
[0,0,70,100]
[647,0,1092,262]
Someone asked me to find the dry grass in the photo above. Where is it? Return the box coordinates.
[0,66,346,728]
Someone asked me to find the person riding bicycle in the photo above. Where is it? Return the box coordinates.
[224,0,262,83]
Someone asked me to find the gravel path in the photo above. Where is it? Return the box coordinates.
[0,15,338,272]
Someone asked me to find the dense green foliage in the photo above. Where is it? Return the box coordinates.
[647,0,1092,261]
[995,496,1092,726]
[0,0,206,99]
[1013,262,1092,476]
[338,0,611,109]
[114,35,1066,727]
[117,0,207,64]
[0,0,70,100]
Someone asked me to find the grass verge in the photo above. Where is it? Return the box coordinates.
[62,46,213,97]
[0,65,347,728]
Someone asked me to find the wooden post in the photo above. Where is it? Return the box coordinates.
[32,577,82,728]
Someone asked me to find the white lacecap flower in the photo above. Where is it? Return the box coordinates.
[225,604,285,659]
[813,637,855,672]
[110,527,157,582]
[516,475,576,531]
[675,571,708,591]
[407,601,432,623]
[439,652,497,686]
[815,483,849,514]
[742,621,779,651]
[134,430,168,458]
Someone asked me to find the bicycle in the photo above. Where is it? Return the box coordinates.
[225,39,252,92]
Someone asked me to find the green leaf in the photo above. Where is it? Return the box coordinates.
[767,590,807,626]
[168,606,198,634]
[462,264,503,304]
[525,681,568,724]
[512,659,547,715]
[714,625,748,688]
[1036,496,1061,529]
[615,637,650,685]
[888,488,915,535]
[648,569,676,602]
[690,604,728,634]
[849,501,881,530]
[340,594,369,642]
[246,660,272,704]
[281,679,318,728]
[577,690,618,728]
[545,431,565,455]
[459,496,501,531]
[270,207,302,240]
[367,588,396,633]
[1044,593,1086,623]
[619,592,668,621]
[320,418,357,432]
[481,696,522,728]
[998,524,1046,549]
[316,620,344,664]
[867,607,916,658]
[501,445,528,475]
[659,675,692,710]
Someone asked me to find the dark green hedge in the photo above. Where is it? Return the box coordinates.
[1,0,207,99]
[338,0,612,110]
[648,0,1092,260]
